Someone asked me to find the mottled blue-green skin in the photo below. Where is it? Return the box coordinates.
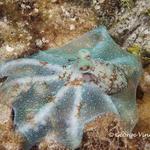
[0,26,142,149]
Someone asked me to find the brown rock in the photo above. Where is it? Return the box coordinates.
[80,113,129,150]
[38,140,69,150]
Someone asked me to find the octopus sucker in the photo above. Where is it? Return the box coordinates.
[0,26,142,149]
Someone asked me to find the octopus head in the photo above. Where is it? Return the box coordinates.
[77,49,94,73]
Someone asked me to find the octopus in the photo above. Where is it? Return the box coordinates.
[0,26,142,149]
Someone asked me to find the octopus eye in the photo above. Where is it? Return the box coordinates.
[86,55,91,60]
[86,66,90,70]
[80,67,84,71]
[80,66,90,71]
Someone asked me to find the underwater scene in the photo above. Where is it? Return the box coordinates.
[0,0,150,150]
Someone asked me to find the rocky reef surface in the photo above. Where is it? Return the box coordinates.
[0,0,150,149]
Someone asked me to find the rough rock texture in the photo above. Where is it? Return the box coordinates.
[0,0,96,61]
[140,65,150,93]
[81,113,150,150]
[80,113,128,150]
[134,93,150,134]
[0,103,24,149]
[38,140,69,150]
[109,0,150,55]
[92,0,121,27]
[0,126,23,150]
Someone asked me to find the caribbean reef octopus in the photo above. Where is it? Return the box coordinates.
[0,26,142,149]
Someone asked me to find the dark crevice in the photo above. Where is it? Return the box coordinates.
[0,76,8,83]
[65,0,92,7]
[11,107,17,130]
[11,108,15,122]
[30,144,39,150]
[136,85,144,100]
[111,24,141,46]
